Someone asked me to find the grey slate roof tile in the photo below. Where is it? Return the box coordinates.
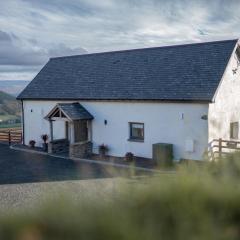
[17,39,238,102]
[57,103,93,120]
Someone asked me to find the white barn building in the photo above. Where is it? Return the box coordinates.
[17,39,240,161]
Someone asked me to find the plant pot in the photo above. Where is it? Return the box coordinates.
[42,143,48,152]
[29,140,36,148]
[99,149,106,158]
[125,152,134,162]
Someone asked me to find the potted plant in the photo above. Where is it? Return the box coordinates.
[29,140,36,148]
[99,144,109,158]
[41,134,49,152]
[125,152,134,162]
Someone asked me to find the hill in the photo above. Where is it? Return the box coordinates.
[0,80,29,96]
[0,91,20,116]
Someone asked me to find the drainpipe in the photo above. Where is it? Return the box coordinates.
[21,100,25,145]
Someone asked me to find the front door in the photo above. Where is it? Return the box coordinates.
[74,120,88,142]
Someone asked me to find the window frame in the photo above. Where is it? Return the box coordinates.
[128,122,144,142]
[230,122,239,140]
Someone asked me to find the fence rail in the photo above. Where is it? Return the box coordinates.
[0,129,22,145]
[208,138,240,161]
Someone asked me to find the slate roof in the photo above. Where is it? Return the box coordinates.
[17,39,238,102]
[46,103,93,120]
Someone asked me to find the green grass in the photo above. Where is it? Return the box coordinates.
[0,123,21,129]
[1,155,240,239]
[0,114,17,121]
[0,114,21,129]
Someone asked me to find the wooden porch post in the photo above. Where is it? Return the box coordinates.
[49,120,53,141]
[88,120,92,142]
[65,121,69,140]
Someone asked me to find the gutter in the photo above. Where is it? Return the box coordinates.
[16,98,211,104]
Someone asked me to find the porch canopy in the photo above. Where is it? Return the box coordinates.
[45,102,94,142]
[45,102,94,122]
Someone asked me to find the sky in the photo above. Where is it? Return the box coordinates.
[0,0,240,81]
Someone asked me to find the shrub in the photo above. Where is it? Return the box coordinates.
[29,140,36,148]
[98,144,109,157]
[1,155,240,239]
[41,134,48,143]
[98,144,108,152]
[125,152,134,162]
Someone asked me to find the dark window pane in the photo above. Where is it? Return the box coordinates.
[130,123,144,140]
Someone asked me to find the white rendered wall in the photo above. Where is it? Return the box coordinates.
[23,100,208,160]
[208,45,240,142]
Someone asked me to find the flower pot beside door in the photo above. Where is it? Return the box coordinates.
[98,144,109,159]
[41,134,49,152]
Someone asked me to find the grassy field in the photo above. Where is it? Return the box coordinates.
[0,114,17,121]
[0,123,21,129]
[0,114,21,129]
[0,155,240,239]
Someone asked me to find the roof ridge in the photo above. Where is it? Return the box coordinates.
[50,39,238,61]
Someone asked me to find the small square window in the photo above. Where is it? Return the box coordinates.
[230,122,239,139]
[129,122,144,141]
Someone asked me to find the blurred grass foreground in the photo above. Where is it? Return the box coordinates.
[1,154,240,240]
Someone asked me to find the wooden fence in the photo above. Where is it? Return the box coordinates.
[0,129,22,145]
[208,138,240,161]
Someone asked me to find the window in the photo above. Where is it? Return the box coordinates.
[129,122,144,141]
[230,122,239,139]
[236,47,240,62]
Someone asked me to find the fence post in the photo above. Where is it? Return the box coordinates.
[8,131,11,146]
[219,138,222,159]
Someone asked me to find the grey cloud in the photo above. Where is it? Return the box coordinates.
[0,30,87,66]
[1,0,240,80]
[0,31,12,41]
[0,29,87,80]
[0,30,47,66]
[48,43,87,58]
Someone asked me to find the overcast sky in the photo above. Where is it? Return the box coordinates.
[0,0,240,80]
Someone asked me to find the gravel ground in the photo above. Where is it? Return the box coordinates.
[0,144,152,213]
[0,178,132,213]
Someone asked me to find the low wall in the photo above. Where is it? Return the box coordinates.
[48,139,69,154]
[70,141,92,158]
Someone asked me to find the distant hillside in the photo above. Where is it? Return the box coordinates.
[0,80,29,96]
[0,91,20,116]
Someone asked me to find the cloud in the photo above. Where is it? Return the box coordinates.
[0,30,47,66]
[0,31,12,41]
[0,30,87,80]
[0,0,240,80]
[0,30,87,66]
[48,43,87,58]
